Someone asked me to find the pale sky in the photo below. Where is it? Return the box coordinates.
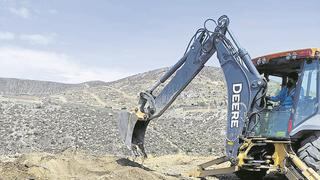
[0,0,319,83]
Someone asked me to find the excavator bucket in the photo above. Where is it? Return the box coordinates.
[118,110,149,157]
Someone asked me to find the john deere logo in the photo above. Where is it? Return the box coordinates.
[231,83,242,128]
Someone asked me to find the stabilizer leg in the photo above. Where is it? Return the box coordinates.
[187,156,237,178]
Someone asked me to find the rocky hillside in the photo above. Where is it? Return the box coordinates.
[0,66,227,157]
[0,78,79,96]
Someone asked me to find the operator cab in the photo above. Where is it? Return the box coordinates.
[251,48,320,139]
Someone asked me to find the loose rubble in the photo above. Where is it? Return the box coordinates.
[0,66,227,157]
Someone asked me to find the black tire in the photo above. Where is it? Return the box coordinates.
[235,169,267,180]
[298,132,320,174]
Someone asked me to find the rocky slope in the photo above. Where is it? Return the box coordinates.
[0,66,227,157]
[0,78,78,96]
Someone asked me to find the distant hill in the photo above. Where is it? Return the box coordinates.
[0,66,227,157]
[0,78,107,96]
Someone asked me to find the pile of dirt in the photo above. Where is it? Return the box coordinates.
[0,150,230,180]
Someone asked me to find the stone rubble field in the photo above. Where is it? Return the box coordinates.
[0,67,228,157]
[0,67,245,179]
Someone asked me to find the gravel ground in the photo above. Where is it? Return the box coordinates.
[0,66,228,157]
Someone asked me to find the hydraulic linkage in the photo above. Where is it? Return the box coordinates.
[118,15,266,160]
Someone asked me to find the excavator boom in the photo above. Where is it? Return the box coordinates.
[118,15,266,159]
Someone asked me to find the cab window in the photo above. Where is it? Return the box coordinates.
[293,61,318,126]
[267,75,282,106]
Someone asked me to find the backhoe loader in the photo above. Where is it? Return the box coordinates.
[118,15,320,179]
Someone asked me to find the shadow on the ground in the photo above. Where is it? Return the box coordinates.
[213,172,288,180]
[116,158,153,171]
[263,172,288,180]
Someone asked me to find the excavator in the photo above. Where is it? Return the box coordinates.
[118,15,320,179]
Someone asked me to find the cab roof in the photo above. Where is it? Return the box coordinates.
[252,48,320,66]
[252,48,320,76]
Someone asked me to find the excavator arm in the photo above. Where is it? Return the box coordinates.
[118,15,266,160]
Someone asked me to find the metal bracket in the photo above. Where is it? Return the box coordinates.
[138,91,156,116]
[186,156,237,178]
[285,152,320,180]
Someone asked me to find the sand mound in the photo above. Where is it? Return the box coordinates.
[0,150,220,180]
